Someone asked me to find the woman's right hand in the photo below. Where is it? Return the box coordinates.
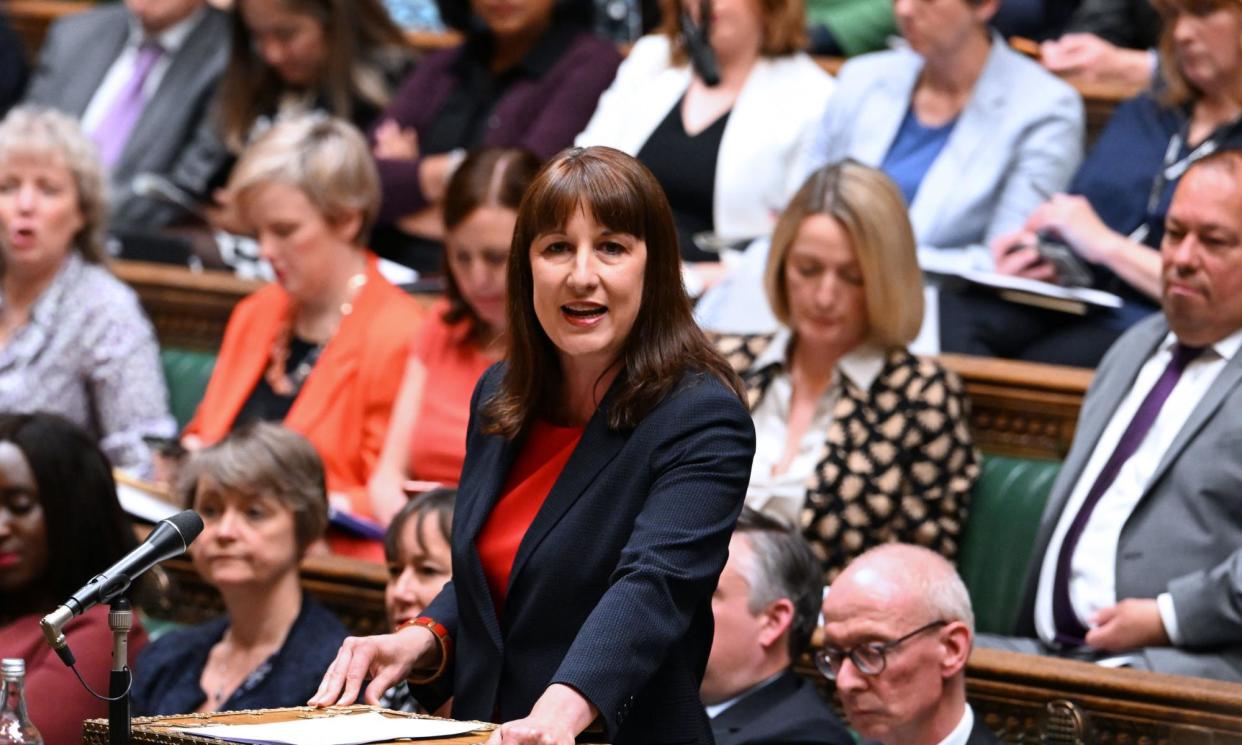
[373,119,420,161]
[309,626,439,707]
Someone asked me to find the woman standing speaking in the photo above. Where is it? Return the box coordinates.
[313,146,755,744]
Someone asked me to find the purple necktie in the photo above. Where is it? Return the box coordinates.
[1051,342,1205,645]
[92,40,163,168]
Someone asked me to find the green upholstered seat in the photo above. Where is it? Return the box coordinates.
[958,455,1061,635]
[160,348,217,430]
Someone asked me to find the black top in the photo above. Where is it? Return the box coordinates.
[421,21,580,154]
[636,98,731,262]
[130,594,350,716]
[233,336,318,428]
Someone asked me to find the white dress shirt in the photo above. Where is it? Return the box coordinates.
[937,704,975,745]
[82,7,206,134]
[745,328,886,526]
[703,670,785,719]
[1035,329,1242,646]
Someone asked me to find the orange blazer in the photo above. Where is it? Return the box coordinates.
[184,259,423,525]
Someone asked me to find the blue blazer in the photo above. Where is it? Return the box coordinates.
[130,595,349,716]
[418,364,755,744]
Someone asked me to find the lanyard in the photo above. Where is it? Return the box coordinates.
[1133,115,1242,242]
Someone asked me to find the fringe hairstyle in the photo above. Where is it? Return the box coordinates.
[481,146,745,437]
[765,161,924,348]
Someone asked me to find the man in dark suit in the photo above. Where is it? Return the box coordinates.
[24,0,228,231]
[985,150,1242,683]
[821,544,1000,745]
[702,508,851,745]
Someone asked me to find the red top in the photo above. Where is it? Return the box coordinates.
[0,606,148,745]
[406,299,496,485]
[476,420,584,612]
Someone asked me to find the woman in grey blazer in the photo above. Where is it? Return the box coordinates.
[805,0,1084,266]
[700,0,1084,349]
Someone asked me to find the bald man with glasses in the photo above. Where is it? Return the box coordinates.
[819,544,1000,745]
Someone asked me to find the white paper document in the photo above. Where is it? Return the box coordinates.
[115,478,179,523]
[917,245,1123,311]
[183,712,480,745]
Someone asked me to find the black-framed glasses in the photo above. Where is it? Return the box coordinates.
[815,620,949,679]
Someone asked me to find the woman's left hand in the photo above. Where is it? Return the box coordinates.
[486,684,597,745]
[1025,194,1119,265]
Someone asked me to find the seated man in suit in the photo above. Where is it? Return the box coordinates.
[701,508,852,745]
[24,0,228,232]
[979,149,1242,683]
[820,543,1000,745]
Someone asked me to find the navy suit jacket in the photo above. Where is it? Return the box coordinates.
[418,364,755,744]
[710,671,852,745]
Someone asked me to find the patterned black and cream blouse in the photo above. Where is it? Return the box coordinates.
[714,332,980,582]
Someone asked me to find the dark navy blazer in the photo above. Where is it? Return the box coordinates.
[709,671,852,745]
[417,364,755,744]
[130,594,348,716]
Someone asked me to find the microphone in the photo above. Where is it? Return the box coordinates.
[40,510,204,665]
[681,0,720,86]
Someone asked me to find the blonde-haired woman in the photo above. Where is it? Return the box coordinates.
[714,161,979,582]
[182,114,422,559]
[0,105,173,472]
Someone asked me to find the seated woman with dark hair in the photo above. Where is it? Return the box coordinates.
[0,413,148,745]
[0,106,174,472]
[576,0,833,262]
[181,115,423,557]
[379,487,456,713]
[946,0,1242,367]
[367,0,621,273]
[132,422,349,715]
[714,162,979,582]
[368,148,541,522]
[142,0,414,232]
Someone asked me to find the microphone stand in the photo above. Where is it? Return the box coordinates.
[108,597,132,745]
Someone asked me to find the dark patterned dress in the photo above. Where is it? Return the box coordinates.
[714,332,980,582]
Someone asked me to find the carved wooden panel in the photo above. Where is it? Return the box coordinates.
[113,260,261,352]
[795,648,1242,745]
[941,353,1092,460]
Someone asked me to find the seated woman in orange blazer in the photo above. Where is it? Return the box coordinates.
[182,115,422,559]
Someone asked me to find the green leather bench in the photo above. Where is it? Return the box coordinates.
[160,348,217,429]
[157,344,1062,638]
[958,455,1061,634]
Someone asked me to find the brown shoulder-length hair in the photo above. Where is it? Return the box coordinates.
[482,146,745,438]
[441,148,543,342]
[1152,0,1242,107]
[657,0,805,66]
[219,0,411,151]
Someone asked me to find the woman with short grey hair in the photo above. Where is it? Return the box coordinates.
[131,422,349,715]
[0,105,174,472]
